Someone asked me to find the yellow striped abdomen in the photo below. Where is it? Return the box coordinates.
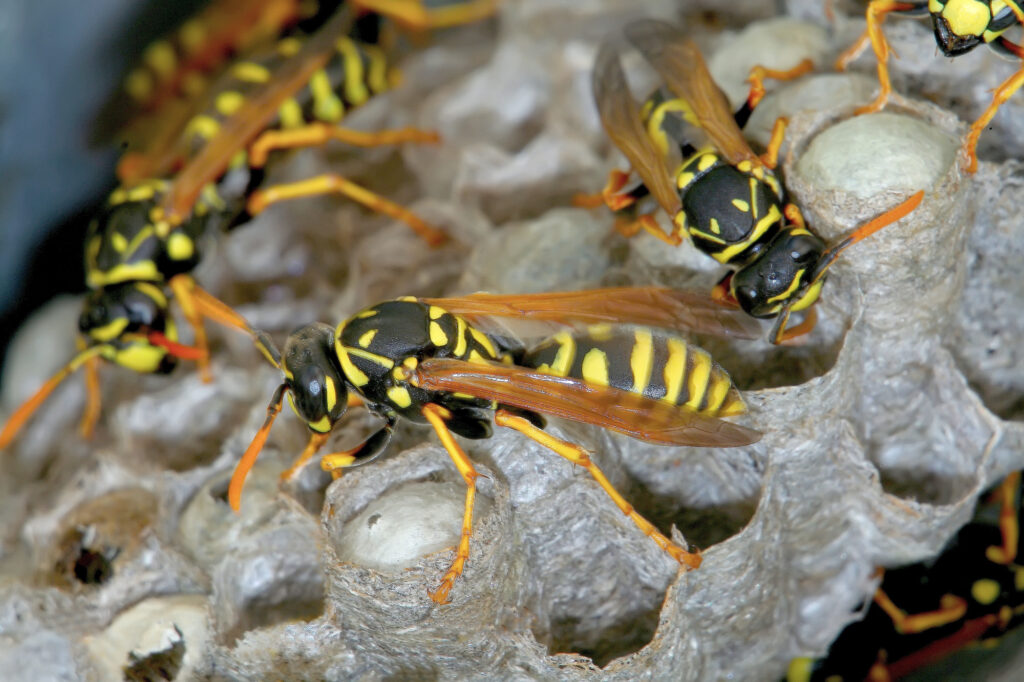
[522,326,744,417]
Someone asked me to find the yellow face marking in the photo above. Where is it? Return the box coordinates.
[134,282,168,308]
[310,69,344,123]
[337,37,370,106]
[111,232,129,253]
[453,317,468,356]
[630,329,654,394]
[178,18,206,53]
[366,45,389,94]
[215,91,245,116]
[335,344,370,387]
[972,578,1001,605]
[587,324,614,341]
[143,41,176,78]
[358,329,378,348]
[581,348,609,387]
[124,70,153,101]
[684,349,712,411]
[942,0,993,37]
[88,318,129,343]
[278,98,304,129]
[469,328,497,358]
[549,332,576,377]
[185,115,221,142]
[387,386,413,409]
[429,321,449,347]
[232,61,271,83]
[325,376,337,412]
[429,305,446,320]
[731,198,750,212]
[356,308,379,318]
[662,338,687,404]
[767,270,805,304]
[111,342,166,373]
[713,204,782,264]
[790,280,824,313]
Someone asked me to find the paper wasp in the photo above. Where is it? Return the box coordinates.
[1,5,477,451]
[576,20,924,345]
[787,471,1024,681]
[836,1,1024,173]
[226,287,763,603]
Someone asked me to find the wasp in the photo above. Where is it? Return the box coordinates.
[0,7,471,451]
[226,286,763,603]
[575,21,925,345]
[836,1,1024,173]
[787,471,1024,681]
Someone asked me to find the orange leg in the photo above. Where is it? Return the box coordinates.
[836,2,919,116]
[246,174,447,247]
[79,354,102,439]
[874,588,968,634]
[280,432,330,482]
[247,122,441,168]
[784,202,805,228]
[631,213,683,246]
[985,471,1021,565]
[963,62,1024,174]
[169,275,250,382]
[228,383,287,513]
[775,306,818,344]
[760,117,788,170]
[422,403,481,604]
[494,409,702,569]
[746,59,814,110]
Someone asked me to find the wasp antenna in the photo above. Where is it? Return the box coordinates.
[252,330,283,369]
[811,189,924,284]
[0,345,107,450]
[228,383,288,512]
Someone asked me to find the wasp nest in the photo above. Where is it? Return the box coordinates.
[1,1,1023,680]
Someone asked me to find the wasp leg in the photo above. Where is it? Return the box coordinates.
[320,416,396,480]
[744,59,814,112]
[280,432,330,482]
[627,213,683,246]
[422,403,481,604]
[169,275,249,382]
[873,587,968,634]
[80,353,102,439]
[963,54,1024,173]
[985,470,1021,565]
[246,174,448,247]
[836,1,926,115]
[710,273,740,308]
[247,122,440,168]
[493,409,702,569]
[351,0,499,31]
[228,383,287,512]
[774,306,818,344]
[760,117,788,170]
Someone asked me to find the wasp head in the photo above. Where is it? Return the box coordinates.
[730,228,827,318]
[280,323,350,434]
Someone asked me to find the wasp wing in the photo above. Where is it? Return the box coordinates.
[423,286,762,339]
[624,20,758,167]
[411,357,761,447]
[160,7,353,222]
[592,40,682,216]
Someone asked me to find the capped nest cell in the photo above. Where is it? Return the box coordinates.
[2,1,1023,680]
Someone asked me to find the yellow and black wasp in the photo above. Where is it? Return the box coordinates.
[226,286,763,603]
[836,1,1024,173]
[576,20,924,345]
[787,471,1024,681]
[0,3,492,450]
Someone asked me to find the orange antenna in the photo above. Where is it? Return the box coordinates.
[0,345,107,449]
[228,382,287,511]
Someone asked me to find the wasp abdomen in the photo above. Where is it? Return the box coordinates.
[522,326,744,417]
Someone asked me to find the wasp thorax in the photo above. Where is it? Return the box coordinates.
[281,323,349,433]
[730,229,826,318]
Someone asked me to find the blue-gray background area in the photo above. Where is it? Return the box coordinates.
[0,0,205,372]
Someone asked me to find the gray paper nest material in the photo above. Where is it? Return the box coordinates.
[1,2,1023,680]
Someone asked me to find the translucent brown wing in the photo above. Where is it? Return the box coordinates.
[423,286,762,339]
[160,7,353,222]
[410,358,761,447]
[592,40,682,216]
[624,20,758,167]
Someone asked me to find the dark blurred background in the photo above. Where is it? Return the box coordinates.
[0,0,207,373]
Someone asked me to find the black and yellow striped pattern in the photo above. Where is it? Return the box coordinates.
[522,325,744,417]
[335,299,512,419]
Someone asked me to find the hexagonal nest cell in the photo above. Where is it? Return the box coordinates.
[2,1,1023,681]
